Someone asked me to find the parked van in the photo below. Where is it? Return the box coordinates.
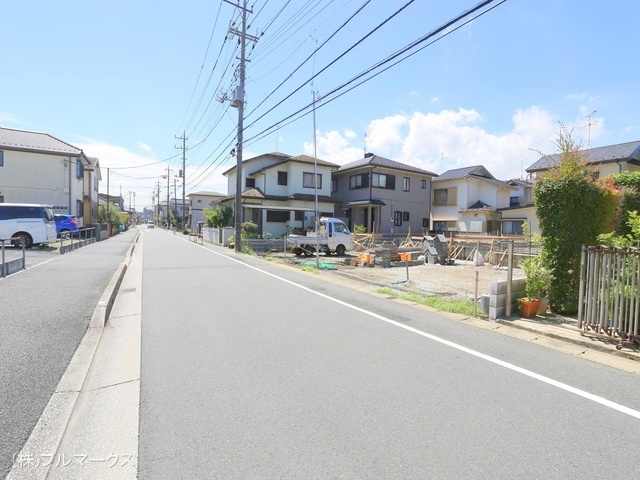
[0,203,57,248]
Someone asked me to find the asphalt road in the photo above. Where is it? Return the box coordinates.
[0,230,137,479]
[138,230,640,479]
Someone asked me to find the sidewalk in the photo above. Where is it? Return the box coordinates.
[325,266,640,369]
[501,314,640,363]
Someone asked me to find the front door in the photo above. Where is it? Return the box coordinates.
[252,209,262,237]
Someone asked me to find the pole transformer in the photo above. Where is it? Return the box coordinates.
[224,0,258,252]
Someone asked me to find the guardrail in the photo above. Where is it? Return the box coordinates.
[578,245,640,350]
[0,238,26,277]
[60,226,97,254]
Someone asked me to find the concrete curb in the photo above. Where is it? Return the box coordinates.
[6,232,139,480]
[330,268,640,362]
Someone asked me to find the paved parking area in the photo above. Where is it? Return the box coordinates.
[1,244,60,271]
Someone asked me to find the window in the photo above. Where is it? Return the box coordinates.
[371,173,395,190]
[403,212,409,221]
[349,173,368,190]
[16,206,41,218]
[334,222,349,234]
[278,171,288,186]
[524,187,533,204]
[0,150,4,166]
[434,187,457,206]
[433,220,457,233]
[76,160,84,178]
[266,210,289,222]
[403,177,410,192]
[331,179,337,193]
[394,211,403,226]
[502,220,524,235]
[303,172,322,189]
[434,189,447,205]
[246,178,255,188]
[76,200,84,218]
[372,173,386,188]
[421,179,427,189]
[510,196,519,207]
[294,210,304,221]
[422,218,429,228]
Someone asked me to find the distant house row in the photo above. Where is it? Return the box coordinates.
[2,126,639,237]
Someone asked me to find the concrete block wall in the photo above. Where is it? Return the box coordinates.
[489,277,526,320]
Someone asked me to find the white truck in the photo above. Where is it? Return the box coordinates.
[287,217,353,257]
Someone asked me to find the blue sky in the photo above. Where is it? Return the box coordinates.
[2,0,639,210]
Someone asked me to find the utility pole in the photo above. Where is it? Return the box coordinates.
[164,167,171,228]
[175,131,188,230]
[224,0,259,252]
[155,180,161,224]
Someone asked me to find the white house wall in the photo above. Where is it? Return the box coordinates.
[1,149,85,215]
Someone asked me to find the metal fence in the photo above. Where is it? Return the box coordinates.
[578,245,640,349]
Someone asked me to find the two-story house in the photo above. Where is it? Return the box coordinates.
[431,165,516,235]
[497,178,536,235]
[187,191,226,231]
[0,127,94,222]
[526,140,640,179]
[220,152,339,238]
[331,153,438,235]
[84,156,101,226]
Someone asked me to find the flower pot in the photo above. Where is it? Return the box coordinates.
[519,299,541,319]
[537,298,549,315]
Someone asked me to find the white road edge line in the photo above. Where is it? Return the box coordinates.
[182,236,640,421]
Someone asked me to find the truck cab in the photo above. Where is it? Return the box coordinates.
[288,217,352,256]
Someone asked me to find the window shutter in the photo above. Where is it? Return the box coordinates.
[447,187,458,206]
[387,174,395,190]
[362,172,369,188]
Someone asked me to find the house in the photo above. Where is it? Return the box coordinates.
[220,152,339,238]
[98,193,125,212]
[84,157,101,226]
[497,178,537,235]
[0,127,93,222]
[431,165,516,235]
[187,191,226,231]
[527,140,640,179]
[331,153,437,234]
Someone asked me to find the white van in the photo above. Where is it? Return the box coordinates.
[0,203,57,248]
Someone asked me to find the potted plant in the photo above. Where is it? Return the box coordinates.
[519,255,552,318]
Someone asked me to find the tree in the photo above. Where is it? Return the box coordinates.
[98,203,122,226]
[203,206,233,228]
[534,128,617,313]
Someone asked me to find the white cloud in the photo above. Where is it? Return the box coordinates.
[138,142,155,156]
[302,129,363,165]
[0,112,27,126]
[74,139,169,207]
[311,106,563,180]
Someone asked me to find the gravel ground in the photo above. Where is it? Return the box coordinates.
[277,252,521,302]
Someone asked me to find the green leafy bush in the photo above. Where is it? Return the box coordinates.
[534,130,617,313]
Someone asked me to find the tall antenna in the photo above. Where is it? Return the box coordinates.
[364,133,367,157]
[584,110,599,147]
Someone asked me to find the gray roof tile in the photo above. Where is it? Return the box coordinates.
[334,153,437,176]
[527,140,640,172]
[434,165,494,182]
[0,126,82,155]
